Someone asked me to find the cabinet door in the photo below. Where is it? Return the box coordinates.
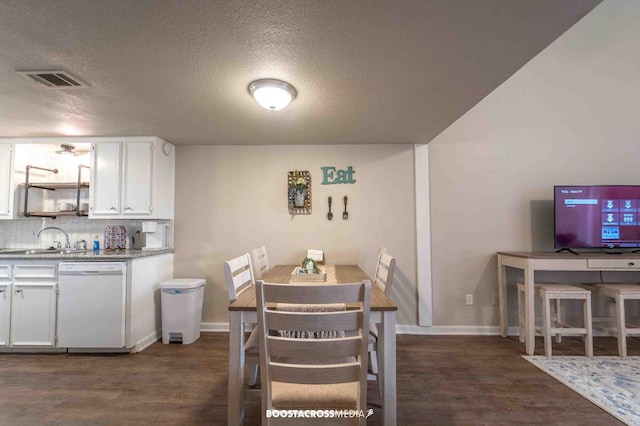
[10,282,57,347]
[90,142,122,217]
[0,144,13,219]
[122,141,153,216]
[0,283,10,346]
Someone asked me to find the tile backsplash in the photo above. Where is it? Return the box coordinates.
[0,217,171,250]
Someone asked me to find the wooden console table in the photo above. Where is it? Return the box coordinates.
[497,251,640,354]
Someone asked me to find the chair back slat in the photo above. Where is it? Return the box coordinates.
[268,336,361,359]
[270,363,361,384]
[266,311,361,332]
[264,283,363,304]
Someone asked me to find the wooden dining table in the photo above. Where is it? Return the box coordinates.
[227,264,398,426]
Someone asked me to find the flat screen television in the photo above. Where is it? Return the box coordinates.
[554,185,640,250]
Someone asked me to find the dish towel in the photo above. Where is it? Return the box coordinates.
[275,303,346,339]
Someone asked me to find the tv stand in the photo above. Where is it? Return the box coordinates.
[497,251,640,355]
[555,247,579,255]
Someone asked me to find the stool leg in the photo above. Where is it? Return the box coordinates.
[555,297,562,344]
[518,285,525,343]
[542,292,552,357]
[584,295,593,358]
[616,294,627,358]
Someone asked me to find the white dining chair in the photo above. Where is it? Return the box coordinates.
[307,248,324,264]
[252,246,270,279]
[255,280,371,425]
[369,248,396,381]
[224,253,260,387]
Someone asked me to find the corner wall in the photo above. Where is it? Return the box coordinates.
[428,0,640,328]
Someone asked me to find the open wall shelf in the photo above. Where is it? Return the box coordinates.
[22,165,90,219]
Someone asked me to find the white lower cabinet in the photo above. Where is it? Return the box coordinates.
[0,262,58,349]
[10,282,57,347]
[0,282,11,346]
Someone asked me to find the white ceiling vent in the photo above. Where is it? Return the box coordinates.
[16,70,88,89]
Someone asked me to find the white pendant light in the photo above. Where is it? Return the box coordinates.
[248,78,297,111]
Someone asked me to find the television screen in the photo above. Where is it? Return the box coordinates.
[554,185,640,249]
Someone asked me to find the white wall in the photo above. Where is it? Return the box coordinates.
[173,144,416,326]
[428,0,640,328]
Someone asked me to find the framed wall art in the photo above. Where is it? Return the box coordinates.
[288,170,311,214]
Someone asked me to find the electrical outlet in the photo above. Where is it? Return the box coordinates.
[492,294,499,306]
[466,294,473,305]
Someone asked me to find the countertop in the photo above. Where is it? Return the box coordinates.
[0,248,174,260]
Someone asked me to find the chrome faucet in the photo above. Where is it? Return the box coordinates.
[36,226,71,249]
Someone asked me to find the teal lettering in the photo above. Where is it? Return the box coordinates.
[346,166,356,184]
[321,166,336,184]
[321,166,356,184]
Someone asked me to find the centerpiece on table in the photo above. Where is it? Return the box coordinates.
[292,256,327,282]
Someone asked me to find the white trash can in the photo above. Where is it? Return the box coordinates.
[160,278,206,344]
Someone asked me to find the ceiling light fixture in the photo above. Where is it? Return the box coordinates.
[248,78,297,111]
[55,144,79,156]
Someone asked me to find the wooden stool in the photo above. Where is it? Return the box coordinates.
[590,283,640,358]
[517,282,593,357]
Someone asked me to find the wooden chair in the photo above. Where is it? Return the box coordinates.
[590,283,640,357]
[252,246,270,279]
[517,282,593,357]
[368,248,396,381]
[255,280,371,425]
[224,253,260,387]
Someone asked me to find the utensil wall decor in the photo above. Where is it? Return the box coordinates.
[343,195,349,220]
[288,170,311,215]
[327,196,333,220]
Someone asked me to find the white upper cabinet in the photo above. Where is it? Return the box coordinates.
[90,137,174,219]
[89,142,121,216]
[122,141,153,215]
[0,144,14,219]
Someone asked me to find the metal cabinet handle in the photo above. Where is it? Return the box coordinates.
[629,262,635,267]
[110,207,117,211]
[124,206,132,211]
[0,289,4,293]
[15,289,23,293]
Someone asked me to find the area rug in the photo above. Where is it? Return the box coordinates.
[524,356,640,425]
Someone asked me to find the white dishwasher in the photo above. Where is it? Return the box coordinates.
[58,262,126,349]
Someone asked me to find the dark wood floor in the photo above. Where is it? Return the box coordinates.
[0,333,636,425]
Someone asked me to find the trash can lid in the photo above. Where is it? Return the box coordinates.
[160,278,206,289]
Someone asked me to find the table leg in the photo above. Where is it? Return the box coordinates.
[498,254,508,337]
[378,311,397,426]
[524,269,535,355]
[228,312,245,426]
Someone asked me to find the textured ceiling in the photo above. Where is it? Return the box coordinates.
[0,0,602,146]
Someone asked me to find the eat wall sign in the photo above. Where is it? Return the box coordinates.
[321,166,356,185]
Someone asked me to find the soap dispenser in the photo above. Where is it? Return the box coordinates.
[93,235,100,251]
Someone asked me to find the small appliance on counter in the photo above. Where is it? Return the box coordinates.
[142,221,170,251]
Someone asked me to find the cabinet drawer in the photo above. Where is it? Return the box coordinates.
[587,259,640,269]
[0,265,10,278]
[13,264,57,278]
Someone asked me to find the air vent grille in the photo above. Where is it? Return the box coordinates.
[16,70,88,89]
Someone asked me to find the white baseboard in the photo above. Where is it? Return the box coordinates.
[201,322,230,332]
[133,330,162,352]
